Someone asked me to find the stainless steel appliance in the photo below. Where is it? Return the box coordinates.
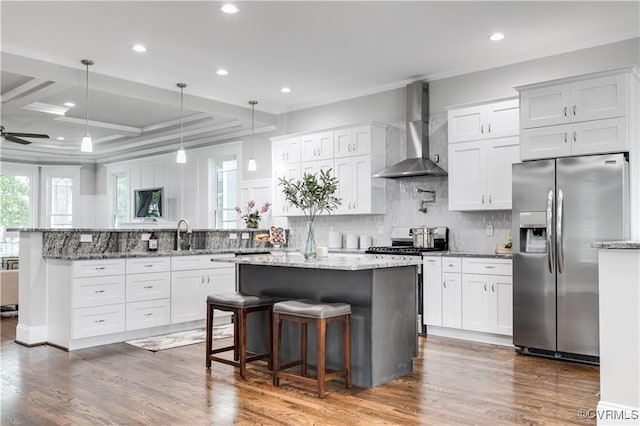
[512,153,629,363]
[366,226,449,334]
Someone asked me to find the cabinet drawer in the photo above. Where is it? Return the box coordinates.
[72,304,125,339]
[462,258,512,276]
[442,257,461,273]
[171,254,235,271]
[126,257,170,274]
[72,275,125,308]
[126,272,171,302]
[126,299,171,331]
[73,259,125,278]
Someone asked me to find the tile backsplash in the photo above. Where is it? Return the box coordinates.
[286,117,512,253]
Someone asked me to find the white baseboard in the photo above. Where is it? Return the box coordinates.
[597,401,640,425]
[15,324,48,346]
[425,326,513,347]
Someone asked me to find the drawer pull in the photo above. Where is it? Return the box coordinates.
[448,263,454,267]
[144,264,153,268]
[94,289,105,294]
[95,267,106,270]
[210,258,216,262]
[94,319,105,324]
[144,285,154,289]
[144,313,154,317]
[485,266,496,269]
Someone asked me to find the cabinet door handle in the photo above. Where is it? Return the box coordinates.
[564,133,567,143]
[207,275,210,284]
[286,152,289,160]
[492,284,495,292]
[443,280,447,289]
[489,194,492,204]
[483,283,487,291]
[573,105,576,116]
[488,123,491,133]
[573,131,577,142]
[481,124,484,134]
[94,289,105,294]
[201,276,205,284]
[481,194,485,204]
[563,106,568,117]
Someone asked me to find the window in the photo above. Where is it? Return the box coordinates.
[0,174,32,256]
[114,174,129,226]
[213,159,238,229]
[50,177,73,228]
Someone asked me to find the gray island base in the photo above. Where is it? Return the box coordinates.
[224,254,420,388]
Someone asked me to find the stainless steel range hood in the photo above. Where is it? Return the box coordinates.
[373,81,447,178]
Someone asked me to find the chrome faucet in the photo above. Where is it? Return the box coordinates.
[176,219,191,251]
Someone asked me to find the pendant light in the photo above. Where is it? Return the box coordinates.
[176,83,187,164]
[80,59,94,153]
[247,100,257,171]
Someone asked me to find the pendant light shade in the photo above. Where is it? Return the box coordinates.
[80,59,94,153]
[176,83,187,164]
[247,100,257,171]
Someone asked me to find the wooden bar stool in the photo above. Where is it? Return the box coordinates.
[272,299,352,398]
[206,292,273,378]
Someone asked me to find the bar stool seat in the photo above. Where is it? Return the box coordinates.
[272,299,352,398]
[206,292,273,378]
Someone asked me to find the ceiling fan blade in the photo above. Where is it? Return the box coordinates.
[4,135,32,145]
[5,132,49,139]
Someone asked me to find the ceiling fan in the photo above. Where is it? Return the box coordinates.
[0,125,50,145]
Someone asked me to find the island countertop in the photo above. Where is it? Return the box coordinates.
[218,253,422,270]
[592,241,640,249]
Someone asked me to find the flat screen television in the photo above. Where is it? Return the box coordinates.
[134,187,164,219]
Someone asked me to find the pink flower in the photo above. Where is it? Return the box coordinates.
[248,200,256,209]
[260,202,271,213]
[235,206,241,214]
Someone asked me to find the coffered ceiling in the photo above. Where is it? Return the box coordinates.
[1,1,638,164]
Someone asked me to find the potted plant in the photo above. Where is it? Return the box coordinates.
[278,169,341,259]
[235,200,271,229]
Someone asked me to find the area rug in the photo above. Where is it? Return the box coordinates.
[125,323,234,352]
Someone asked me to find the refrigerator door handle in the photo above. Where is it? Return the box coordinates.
[557,189,564,274]
[546,190,554,274]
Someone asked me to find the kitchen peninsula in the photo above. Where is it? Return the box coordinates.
[217,253,422,388]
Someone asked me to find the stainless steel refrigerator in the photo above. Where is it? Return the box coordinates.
[512,153,629,362]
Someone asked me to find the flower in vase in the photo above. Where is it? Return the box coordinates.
[235,200,271,228]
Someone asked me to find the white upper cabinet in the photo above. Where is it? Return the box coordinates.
[448,97,520,211]
[271,122,385,216]
[448,99,519,143]
[301,131,334,162]
[272,136,301,164]
[518,68,638,160]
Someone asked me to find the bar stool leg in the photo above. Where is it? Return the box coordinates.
[233,311,239,361]
[273,312,281,386]
[317,318,327,398]
[205,302,213,369]
[301,322,308,377]
[344,314,352,388]
[238,307,248,378]
[266,306,273,370]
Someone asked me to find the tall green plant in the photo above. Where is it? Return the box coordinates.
[278,169,341,222]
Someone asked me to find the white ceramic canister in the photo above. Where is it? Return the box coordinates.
[359,235,372,249]
[328,231,343,249]
[345,234,359,249]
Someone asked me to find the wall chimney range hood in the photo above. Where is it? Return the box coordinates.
[373,81,447,178]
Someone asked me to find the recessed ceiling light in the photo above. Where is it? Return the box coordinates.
[221,4,238,14]
[489,32,505,42]
[132,44,147,53]
[216,69,229,76]
[63,102,75,107]
[280,87,292,94]
[56,137,65,141]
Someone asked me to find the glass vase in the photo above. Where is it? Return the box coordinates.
[303,219,316,259]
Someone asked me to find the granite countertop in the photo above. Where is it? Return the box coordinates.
[422,251,513,259]
[43,247,272,261]
[8,227,270,233]
[216,253,422,271]
[592,241,640,249]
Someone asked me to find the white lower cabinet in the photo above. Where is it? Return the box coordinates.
[125,257,171,331]
[461,258,513,336]
[126,299,171,331]
[423,256,512,337]
[171,255,235,323]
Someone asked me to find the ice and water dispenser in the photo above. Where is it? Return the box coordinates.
[518,211,547,253]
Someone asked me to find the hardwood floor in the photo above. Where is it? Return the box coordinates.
[1,316,599,425]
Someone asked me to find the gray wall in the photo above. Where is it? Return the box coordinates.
[280,37,640,252]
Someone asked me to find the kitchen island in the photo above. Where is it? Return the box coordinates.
[217,253,422,388]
